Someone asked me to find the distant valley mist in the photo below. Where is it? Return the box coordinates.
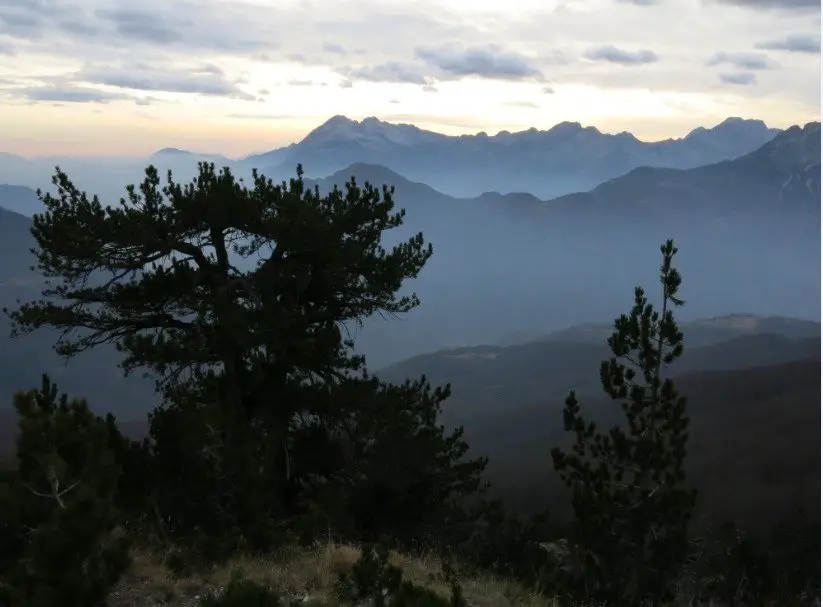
[0,116,818,400]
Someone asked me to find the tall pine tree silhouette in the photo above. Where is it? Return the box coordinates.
[551,240,697,607]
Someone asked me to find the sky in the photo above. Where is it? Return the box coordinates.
[0,0,819,158]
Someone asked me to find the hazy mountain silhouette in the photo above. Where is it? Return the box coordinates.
[501,313,821,347]
[299,124,819,365]
[375,328,820,425]
[0,122,819,369]
[149,148,234,167]
[0,185,41,218]
[0,116,780,204]
[543,121,820,218]
[244,115,780,199]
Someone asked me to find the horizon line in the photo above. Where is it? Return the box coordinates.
[2,114,807,162]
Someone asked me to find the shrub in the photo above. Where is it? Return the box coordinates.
[336,543,467,607]
[199,576,285,607]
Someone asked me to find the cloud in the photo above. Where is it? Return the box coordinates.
[755,34,820,53]
[710,0,819,9]
[718,71,757,84]
[0,40,14,55]
[0,60,252,104]
[55,18,99,36]
[0,0,49,8]
[77,63,256,100]
[18,85,131,103]
[414,44,544,81]
[542,85,555,94]
[94,8,182,45]
[91,5,271,53]
[503,100,540,108]
[322,42,346,55]
[3,0,278,59]
[707,51,772,69]
[227,113,306,121]
[583,45,659,65]
[98,2,466,62]
[0,9,44,39]
[343,61,434,86]
[617,0,659,5]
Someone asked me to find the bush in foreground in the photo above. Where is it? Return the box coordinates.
[0,375,131,607]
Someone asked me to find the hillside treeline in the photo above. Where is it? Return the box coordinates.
[0,164,818,607]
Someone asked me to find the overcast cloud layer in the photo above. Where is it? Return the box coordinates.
[0,0,819,156]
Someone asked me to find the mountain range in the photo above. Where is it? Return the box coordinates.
[0,116,782,203]
[376,318,820,418]
[234,115,782,199]
[1,121,819,367]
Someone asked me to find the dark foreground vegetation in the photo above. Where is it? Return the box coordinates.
[0,164,818,606]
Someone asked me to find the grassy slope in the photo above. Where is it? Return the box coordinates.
[107,542,554,607]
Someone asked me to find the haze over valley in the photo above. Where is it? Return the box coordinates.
[1,113,820,528]
[2,118,819,368]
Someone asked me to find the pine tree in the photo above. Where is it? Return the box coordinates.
[550,240,697,606]
[7,163,431,410]
[304,374,489,547]
[1,375,130,607]
[4,162,484,555]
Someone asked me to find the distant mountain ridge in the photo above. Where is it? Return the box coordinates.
[377,318,821,391]
[150,148,234,166]
[3,120,816,220]
[498,313,822,347]
[540,121,821,223]
[0,185,42,217]
[296,121,819,214]
[240,115,781,198]
[0,115,784,202]
[373,324,820,528]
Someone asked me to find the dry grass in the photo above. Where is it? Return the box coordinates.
[105,539,822,607]
[107,541,557,607]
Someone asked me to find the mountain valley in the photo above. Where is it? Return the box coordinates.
[3,0,821,601]
[0,113,819,541]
